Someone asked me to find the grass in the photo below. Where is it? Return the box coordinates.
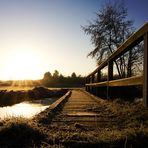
[0,86,34,91]
[0,97,148,147]
[0,117,46,147]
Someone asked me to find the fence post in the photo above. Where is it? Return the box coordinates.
[144,32,148,106]
[91,74,94,94]
[108,60,113,81]
[107,60,113,99]
[87,76,90,92]
[96,70,101,96]
[85,77,88,91]
[97,70,101,82]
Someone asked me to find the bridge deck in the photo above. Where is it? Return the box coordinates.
[51,89,117,127]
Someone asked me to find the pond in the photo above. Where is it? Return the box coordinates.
[0,98,55,119]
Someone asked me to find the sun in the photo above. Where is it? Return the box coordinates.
[4,49,42,80]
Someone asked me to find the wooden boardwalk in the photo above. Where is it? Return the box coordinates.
[51,89,116,127]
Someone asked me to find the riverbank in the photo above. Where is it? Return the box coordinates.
[0,86,68,106]
[0,92,148,147]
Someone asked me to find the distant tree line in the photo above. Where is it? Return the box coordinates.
[41,70,85,87]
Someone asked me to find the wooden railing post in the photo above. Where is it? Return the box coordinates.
[96,70,101,96]
[107,60,113,99]
[97,70,101,82]
[85,77,88,91]
[144,32,148,106]
[91,74,94,94]
[87,76,90,92]
[108,60,113,81]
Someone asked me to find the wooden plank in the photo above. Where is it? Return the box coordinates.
[87,23,148,77]
[143,32,148,106]
[86,81,107,87]
[85,76,143,87]
[97,70,101,82]
[109,75,143,86]
[92,74,94,83]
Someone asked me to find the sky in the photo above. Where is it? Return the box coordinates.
[0,0,147,80]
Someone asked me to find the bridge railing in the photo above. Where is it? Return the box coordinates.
[85,22,148,106]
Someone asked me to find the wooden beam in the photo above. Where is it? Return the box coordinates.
[86,81,107,87]
[109,76,143,86]
[91,74,94,83]
[143,32,148,106]
[85,76,143,87]
[97,70,101,82]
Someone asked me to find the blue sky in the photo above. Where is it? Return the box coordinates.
[0,0,147,80]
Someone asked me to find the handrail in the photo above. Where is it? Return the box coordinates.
[85,22,148,106]
[87,22,148,77]
[86,75,142,87]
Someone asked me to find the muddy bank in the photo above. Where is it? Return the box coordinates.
[0,86,68,107]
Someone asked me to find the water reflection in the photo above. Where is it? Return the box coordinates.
[0,99,52,119]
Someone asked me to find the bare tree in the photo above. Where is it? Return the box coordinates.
[82,0,135,78]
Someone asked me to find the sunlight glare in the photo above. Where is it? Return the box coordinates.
[0,102,49,119]
[4,49,42,80]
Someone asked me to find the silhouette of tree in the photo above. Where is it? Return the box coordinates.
[82,0,135,78]
[59,74,64,79]
[42,71,52,86]
[53,70,59,78]
[43,72,52,80]
[41,70,85,87]
[71,72,76,78]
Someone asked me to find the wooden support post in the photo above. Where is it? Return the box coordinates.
[107,61,113,99]
[144,32,148,106]
[127,49,132,77]
[87,76,90,92]
[97,70,101,82]
[96,70,101,96]
[85,77,88,91]
[91,74,94,94]
[92,74,94,82]
[108,60,113,81]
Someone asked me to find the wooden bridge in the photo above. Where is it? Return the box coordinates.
[37,23,148,129]
[47,89,117,127]
[32,24,148,148]
[85,22,148,106]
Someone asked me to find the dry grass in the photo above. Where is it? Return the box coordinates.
[0,86,34,91]
[0,117,46,147]
[42,98,148,147]
[1,97,148,147]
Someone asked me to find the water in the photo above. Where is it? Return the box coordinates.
[0,98,54,119]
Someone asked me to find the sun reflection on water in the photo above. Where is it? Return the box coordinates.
[0,101,49,119]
